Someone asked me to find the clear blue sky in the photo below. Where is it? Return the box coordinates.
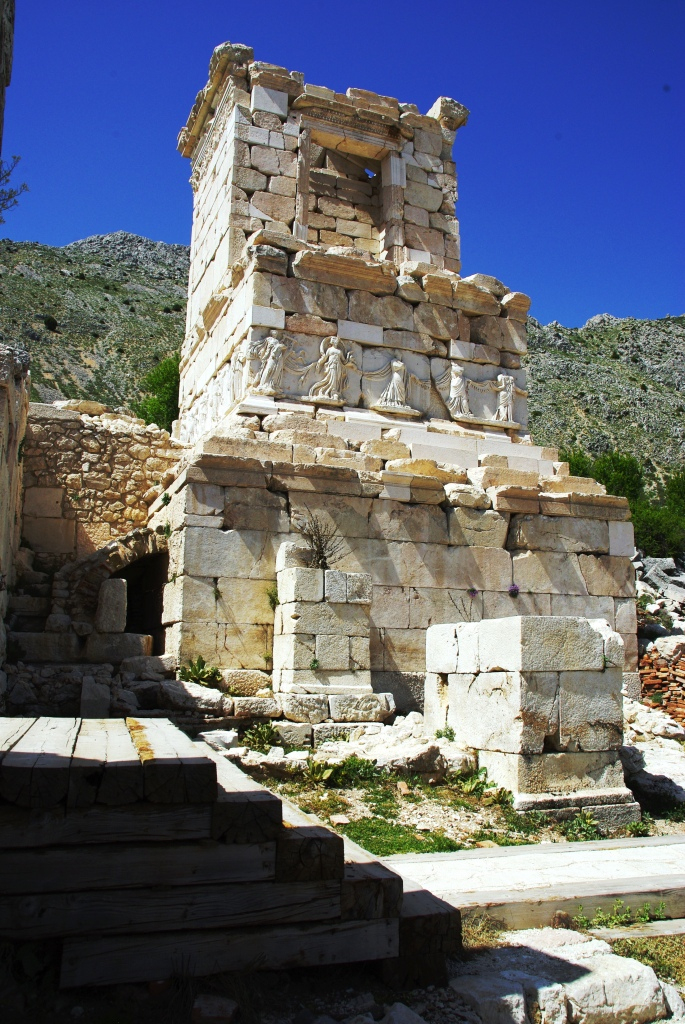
[4,0,684,326]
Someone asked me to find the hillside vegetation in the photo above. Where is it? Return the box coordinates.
[0,231,188,408]
[2,231,683,476]
[525,313,685,473]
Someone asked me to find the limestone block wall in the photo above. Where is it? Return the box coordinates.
[152,417,637,712]
[21,403,184,572]
[178,43,497,445]
[179,252,530,446]
[179,44,468,334]
[0,344,29,667]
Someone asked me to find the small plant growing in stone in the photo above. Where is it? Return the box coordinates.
[454,766,494,798]
[303,758,335,787]
[561,809,602,843]
[294,504,345,570]
[162,522,172,538]
[265,583,279,611]
[508,583,520,598]
[243,722,277,753]
[309,657,320,671]
[161,492,171,506]
[435,726,455,741]
[626,812,653,838]
[179,655,222,689]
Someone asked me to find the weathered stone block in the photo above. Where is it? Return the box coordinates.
[507,515,609,554]
[273,632,315,670]
[512,550,588,595]
[328,693,394,722]
[424,671,448,734]
[609,520,636,557]
[219,669,272,696]
[346,572,372,604]
[614,598,637,634]
[270,276,348,319]
[85,633,153,663]
[95,578,127,633]
[160,679,232,715]
[315,633,350,670]
[233,696,281,718]
[448,507,509,548]
[23,486,63,517]
[278,601,370,637]
[369,500,448,545]
[324,570,348,602]
[578,555,635,597]
[479,749,625,795]
[275,668,372,695]
[477,616,606,672]
[559,669,623,751]
[182,528,281,580]
[277,567,324,603]
[278,692,329,723]
[274,721,313,746]
[446,670,559,754]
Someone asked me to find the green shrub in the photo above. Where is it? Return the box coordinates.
[560,447,595,478]
[134,352,180,432]
[630,500,685,558]
[591,451,644,502]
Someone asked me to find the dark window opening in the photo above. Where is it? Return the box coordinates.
[112,552,169,655]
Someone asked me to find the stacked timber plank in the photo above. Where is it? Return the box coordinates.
[0,717,460,988]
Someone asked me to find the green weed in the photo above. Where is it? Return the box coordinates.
[242,722,277,753]
[626,813,653,837]
[178,655,222,688]
[612,936,685,985]
[435,726,455,741]
[560,810,603,842]
[265,583,279,611]
[340,818,464,856]
[574,899,667,930]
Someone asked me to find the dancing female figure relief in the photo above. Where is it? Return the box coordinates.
[493,373,526,423]
[253,335,287,397]
[446,363,472,418]
[307,336,358,405]
[377,359,409,410]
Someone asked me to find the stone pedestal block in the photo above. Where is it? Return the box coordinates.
[94,578,127,633]
[424,615,636,821]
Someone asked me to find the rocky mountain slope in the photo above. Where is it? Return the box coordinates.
[0,232,188,408]
[525,313,685,471]
[2,231,683,469]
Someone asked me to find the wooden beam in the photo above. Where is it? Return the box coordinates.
[200,743,282,843]
[0,718,80,808]
[126,718,216,804]
[68,719,143,808]
[61,918,399,987]
[0,840,276,895]
[0,717,37,759]
[276,797,344,882]
[0,880,341,940]
[0,802,212,848]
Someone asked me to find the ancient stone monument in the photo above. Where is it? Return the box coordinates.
[4,42,638,800]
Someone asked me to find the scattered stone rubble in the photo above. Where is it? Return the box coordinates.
[450,927,684,1024]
